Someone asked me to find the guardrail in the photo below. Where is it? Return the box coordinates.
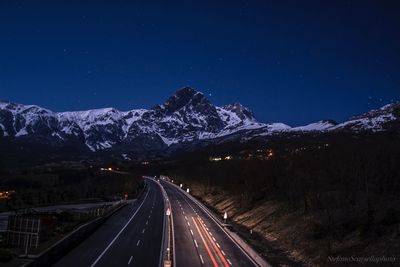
[149,176,175,267]
[165,178,270,267]
[23,201,131,267]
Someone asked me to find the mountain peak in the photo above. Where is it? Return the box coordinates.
[172,86,203,102]
[175,86,197,96]
[160,86,211,115]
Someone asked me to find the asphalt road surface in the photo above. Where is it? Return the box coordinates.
[54,177,165,267]
[161,180,259,267]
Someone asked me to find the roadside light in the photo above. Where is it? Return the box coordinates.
[108,167,112,171]
[186,188,190,193]
[180,184,183,188]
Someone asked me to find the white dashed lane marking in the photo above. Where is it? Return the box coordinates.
[199,254,204,264]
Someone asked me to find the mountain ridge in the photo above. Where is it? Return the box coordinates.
[0,87,265,151]
[1,87,399,155]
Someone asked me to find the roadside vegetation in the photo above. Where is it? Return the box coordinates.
[152,132,400,266]
[0,165,144,265]
[0,167,143,212]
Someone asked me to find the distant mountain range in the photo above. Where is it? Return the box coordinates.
[1,87,399,161]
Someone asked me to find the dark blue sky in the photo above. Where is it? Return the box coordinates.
[0,0,399,126]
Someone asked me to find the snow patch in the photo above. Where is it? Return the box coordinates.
[15,128,28,137]
[292,121,335,132]
[0,123,8,136]
[331,113,396,132]
[121,153,131,160]
[158,134,176,146]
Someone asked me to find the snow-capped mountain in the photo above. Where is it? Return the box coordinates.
[1,87,399,157]
[0,87,265,152]
[291,120,338,132]
[329,103,400,132]
[251,103,399,137]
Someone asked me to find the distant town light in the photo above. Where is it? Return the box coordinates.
[108,167,113,171]
[0,190,15,199]
[267,149,274,158]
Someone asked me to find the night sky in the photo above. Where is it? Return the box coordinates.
[0,1,399,126]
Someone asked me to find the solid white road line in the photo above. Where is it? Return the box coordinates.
[90,188,150,267]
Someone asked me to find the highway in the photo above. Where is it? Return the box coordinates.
[54,177,166,267]
[160,179,260,267]
[52,176,263,267]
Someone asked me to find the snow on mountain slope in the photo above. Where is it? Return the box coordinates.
[0,87,267,150]
[250,103,399,138]
[1,91,398,152]
[254,123,292,137]
[0,101,58,138]
[0,123,8,136]
[330,106,398,132]
[292,120,337,132]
